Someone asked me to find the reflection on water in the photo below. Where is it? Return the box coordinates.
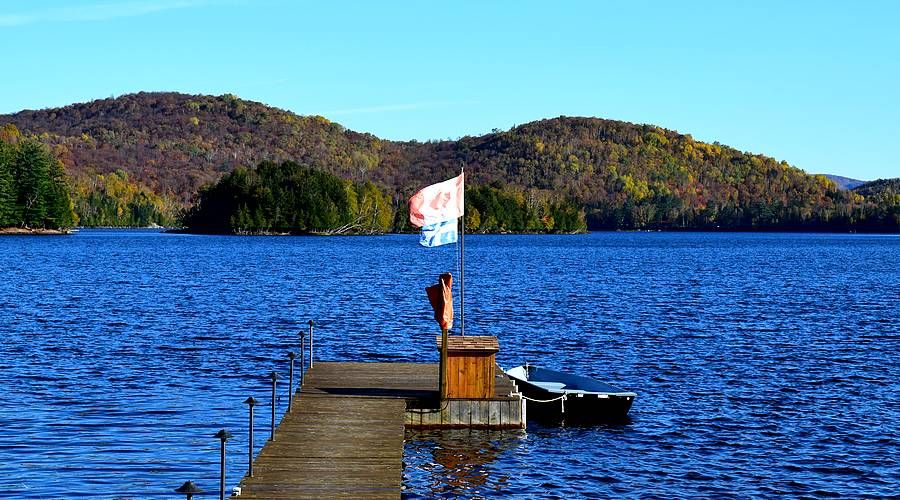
[404,422,641,496]
[404,429,525,495]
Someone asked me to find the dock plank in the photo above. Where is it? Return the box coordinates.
[232,362,437,499]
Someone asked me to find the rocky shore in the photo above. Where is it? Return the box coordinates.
[0,227,74,235]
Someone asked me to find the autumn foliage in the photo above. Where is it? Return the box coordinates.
[1,92,897,231]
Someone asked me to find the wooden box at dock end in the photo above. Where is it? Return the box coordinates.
[436,335,500,399]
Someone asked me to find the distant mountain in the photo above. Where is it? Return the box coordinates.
[823,174,867,190]
[2,92,898,231]
[853,178,900,197]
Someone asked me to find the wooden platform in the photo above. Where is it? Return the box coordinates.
[231,362,522,499]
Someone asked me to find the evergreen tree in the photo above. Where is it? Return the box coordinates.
[46,155,77,228]
[14,140,50,227]
[7,140,77,229]
[0,141,16,226]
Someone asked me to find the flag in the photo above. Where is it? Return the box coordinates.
[409,173,464,228]
[425,272,453,331]
[419,219,458,247]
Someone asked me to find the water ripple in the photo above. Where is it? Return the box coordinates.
[0,230,897,497]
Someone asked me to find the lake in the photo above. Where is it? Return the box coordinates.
[0,230,897,497]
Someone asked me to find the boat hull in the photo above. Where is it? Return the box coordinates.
[518,383,634,423]
[506,365,636,424]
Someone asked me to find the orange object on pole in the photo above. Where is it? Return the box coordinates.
[426,272,453,399]
[425,273,454,331]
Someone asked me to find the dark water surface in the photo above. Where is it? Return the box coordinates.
[1,230,897,497]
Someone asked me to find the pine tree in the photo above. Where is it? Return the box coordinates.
[0,141,16,226]
[46,152,77,228]
[12,140,76,229]
[14,140,50,227]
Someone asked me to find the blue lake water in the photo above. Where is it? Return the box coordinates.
[0,230,898,497]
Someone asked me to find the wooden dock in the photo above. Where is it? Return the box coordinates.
[231,362,522,499]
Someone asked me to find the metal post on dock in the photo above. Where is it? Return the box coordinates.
[439,328,449,400]
[269,371,278,441]
[308,320,315,368]
[213,429,232,500]
[174,480,203,500]
[243,397,258,477]
[287,351,296,412]
[299,329,306,386]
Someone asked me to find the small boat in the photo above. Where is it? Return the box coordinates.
[505,364,636,423]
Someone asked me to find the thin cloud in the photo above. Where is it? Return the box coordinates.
[323,101,478,116]
[0,0,226,27]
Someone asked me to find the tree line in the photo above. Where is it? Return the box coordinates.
[182,160,394,234]
[71,170,177,227]
[181,160,587,234]
[465,184,585,233]
[0,125,77,230]
[439,118,899,231]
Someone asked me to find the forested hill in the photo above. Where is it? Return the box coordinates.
[852,178,900,197]
[2,92,382,204]
[2,92,898,231]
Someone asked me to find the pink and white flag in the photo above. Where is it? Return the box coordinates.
[408,173,464,228]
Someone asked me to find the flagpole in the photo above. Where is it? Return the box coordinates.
[460,165,465,337]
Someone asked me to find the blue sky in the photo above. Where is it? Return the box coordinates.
[1,0,898,180]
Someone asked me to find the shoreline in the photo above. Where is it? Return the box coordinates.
[5,226,897,236]
[0,227,75,236]
[165,227,899,236]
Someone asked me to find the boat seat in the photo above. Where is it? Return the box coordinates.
[529,381,566,391]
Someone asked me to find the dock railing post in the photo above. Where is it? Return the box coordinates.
[299,329,306,386]
[243,397,258,477]
[308,320,314,368]
[269,371,278,441]
[287,351,296,412]
[213,429,232,500]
